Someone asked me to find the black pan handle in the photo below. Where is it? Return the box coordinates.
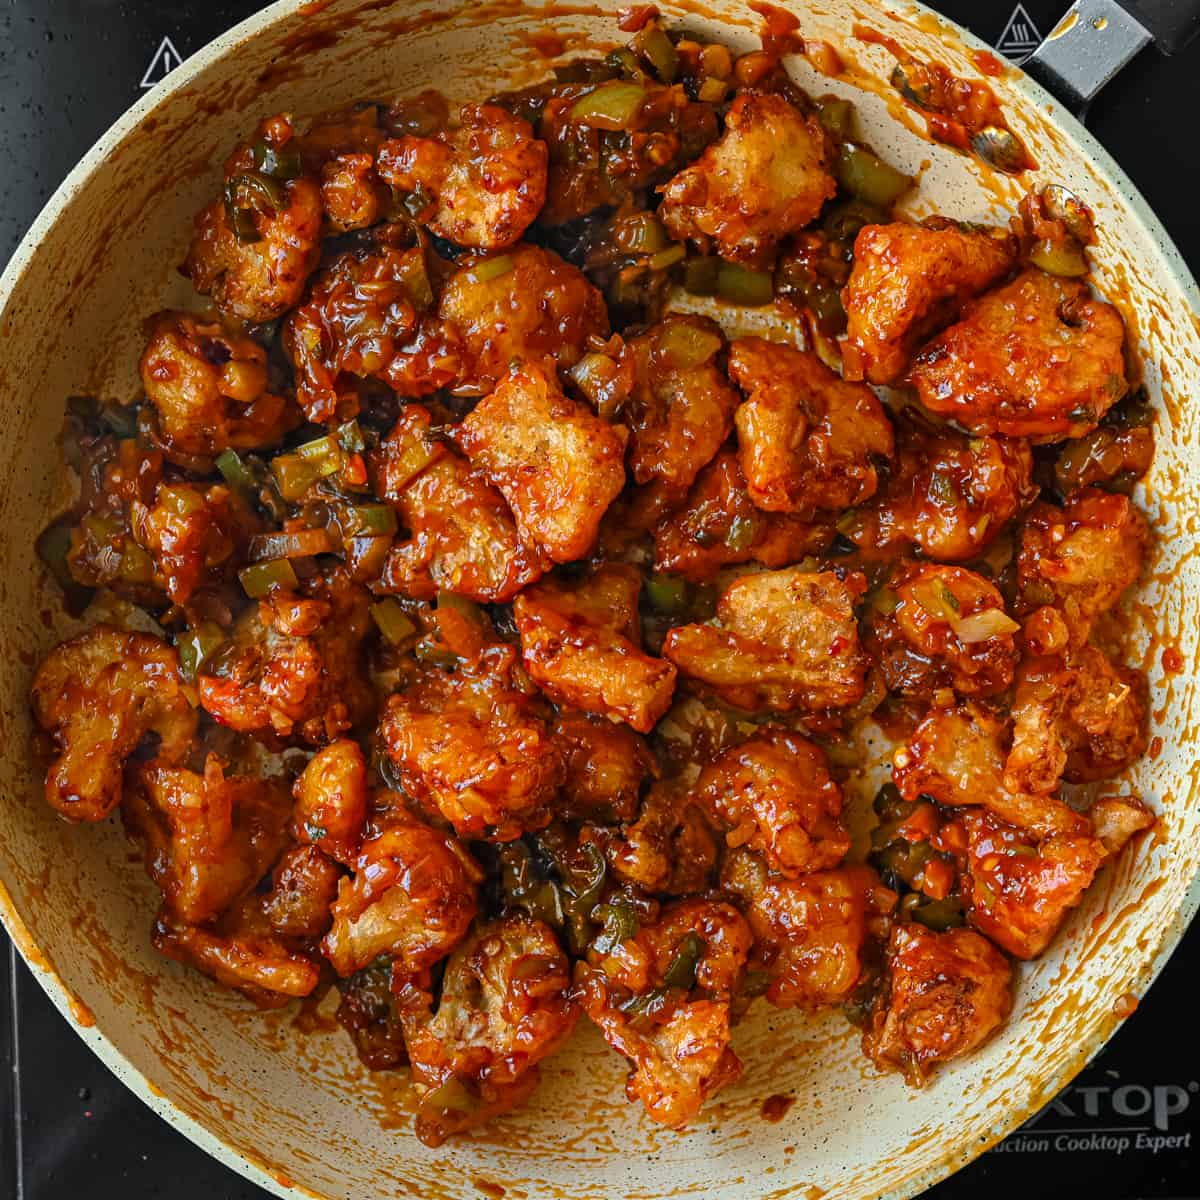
[1024,0,1200,118]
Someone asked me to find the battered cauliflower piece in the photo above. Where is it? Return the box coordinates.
[862,922,1012,1085]
[910,269,1128,442]
[31,626,198,823]
[1016,488,1148,640]
[139,311,299,458]
[197,568,373,745]
[1005,645,1147,796]
[452,362,628,563]
[552,710,655,824]
[336,957,410,1071]
[438,244,609,391]
[399,914,577,1147]
[1089,795,1155,855]
[693,732,850,877]
[663,568,868,713]
[722,850,896,1009]
[374,405,547,603]
[729,337,893,514]
[513,565,678,733]
[894,702,1090,839]
[961,810,1106,959]
[123,757,291,926]
[320,152,389,233]
[377,104,548,250]
[659,92,835,266]
[864,562,1019,699]
[183,174,323,323]
[848,412,1035,562]
[621,315,740,492]
[292,738,368,864]
[841,220,1016,385]
[380,646,564,841]
[653,450,834,582]
[579,899,752,1127]
[322,820,482,977]
[261,844,342,940]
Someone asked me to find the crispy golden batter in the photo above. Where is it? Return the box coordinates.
[377,104,548,250]
[438,244,608,391]
[729,337,893,514]
[841,220,1016,385]
[322,820,481,977]
[31,626,197,823]
[123,757,291,926]
[653,450,834,582]
[723,850,895,1008]
[262,844,342,940]
[693,732,850,877]
[335,958,410,1070]
[1089,795,1155,856]
[659,93,835,265]
[374,405,547,603]
[292,738,368,864]
[863,923,1012,1085]
[400,914,577,1147]
[139,312,299,458]
[849,413,1035,562]
[320,152,389,232]
[663,568,867,712]
[380,647,564,841]
[553,710,655,824]
[864,562,1019,698]
[183,176,323,324]
[514,565,677,733]
[453,362,627,563]
[911,269,1127,442]
[622,315,740,492]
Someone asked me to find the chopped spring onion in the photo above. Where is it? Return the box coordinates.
[632,23,679,83]
[296,432,342,464]
[682,256,720,296]
[248,528,338,561]
[215,448,256,497]
[570,81,647,130]
[239,557,299,598]
[836,143,913,208]
[370,598,418,644]
[470,254,515,283]
[346,504,397,536]
[948,608,1020,643]
[648,244,686,272]
[910,576,960,621]
[662,931,705,989]
[614,211,669,255]
[335,419,366,454]
[177,621,227,681]
[715,261,773,306]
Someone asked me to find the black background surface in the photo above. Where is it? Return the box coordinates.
[2,2,1198,1197]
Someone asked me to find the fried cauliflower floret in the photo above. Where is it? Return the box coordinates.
[728,337,893,514]
[513,565,677,733]
[1089,795,1155,855]
[399,914,577,1147]
[283,245,436,422]
[139,311,299,458]
[292,738,369,864]
[377,104,548,251]
[154,899,321,1008]
[659,93,835,266]
[722,850,895,1009]
[322,820,481,978]
[122,757,291,926]
[261,844,342,940]
[693,732,850,877]
[1005,645,1148,796]
[894,702,1089,839]
[320,152,389,232]
[849,413,1035,562]
[1017,488,1148,640]
[863,922,1012,1085]
[911,269,1128,442]
[380,646,564,841]
[31,626,198,823]
[452,362,627,562]
[604,780,720,896]
[374,405,547,603]
[961,810,1106,960]
[438,244,609,391]
[663,568,868,713]
[841,220,1016,385]
[183,175,323,323]
[653,450,834,582]
[579,899,752,1127]
[336,957,410,1071]
[864,562,1019,699]
[621,315,740,492]
[552,710,655,824]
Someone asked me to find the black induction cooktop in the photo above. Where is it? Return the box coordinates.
[2,3,1198,1197]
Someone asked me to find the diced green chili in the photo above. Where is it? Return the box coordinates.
[632,24,679,83]
[644,572,690,614]
[371,599,418,644]
[239,557,299,598]
[682,255,720,296]
[606,46,644,79]
[715,261,774,306]
[815,96,855,140]
[36,519,94,614]
[561,844,607,913]
[346,504,398,536]
[910,896,965,931]
[614,211,669,255]
[592,901,639,956]
[662,931,705,990]
[215,448,256,497]
[836,143,913,208]
[570,81,647,130]
[177,621,228,681]
[248,528,338,561]
[251,139,303,181]
[725,513,758,552]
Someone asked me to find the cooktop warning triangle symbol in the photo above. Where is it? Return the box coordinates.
[139,35,184,89]
[996,4,1043,63]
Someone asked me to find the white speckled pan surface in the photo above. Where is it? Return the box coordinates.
[1,1,1198,1197]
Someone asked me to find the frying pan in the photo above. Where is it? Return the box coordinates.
[1,1,1198,1197]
